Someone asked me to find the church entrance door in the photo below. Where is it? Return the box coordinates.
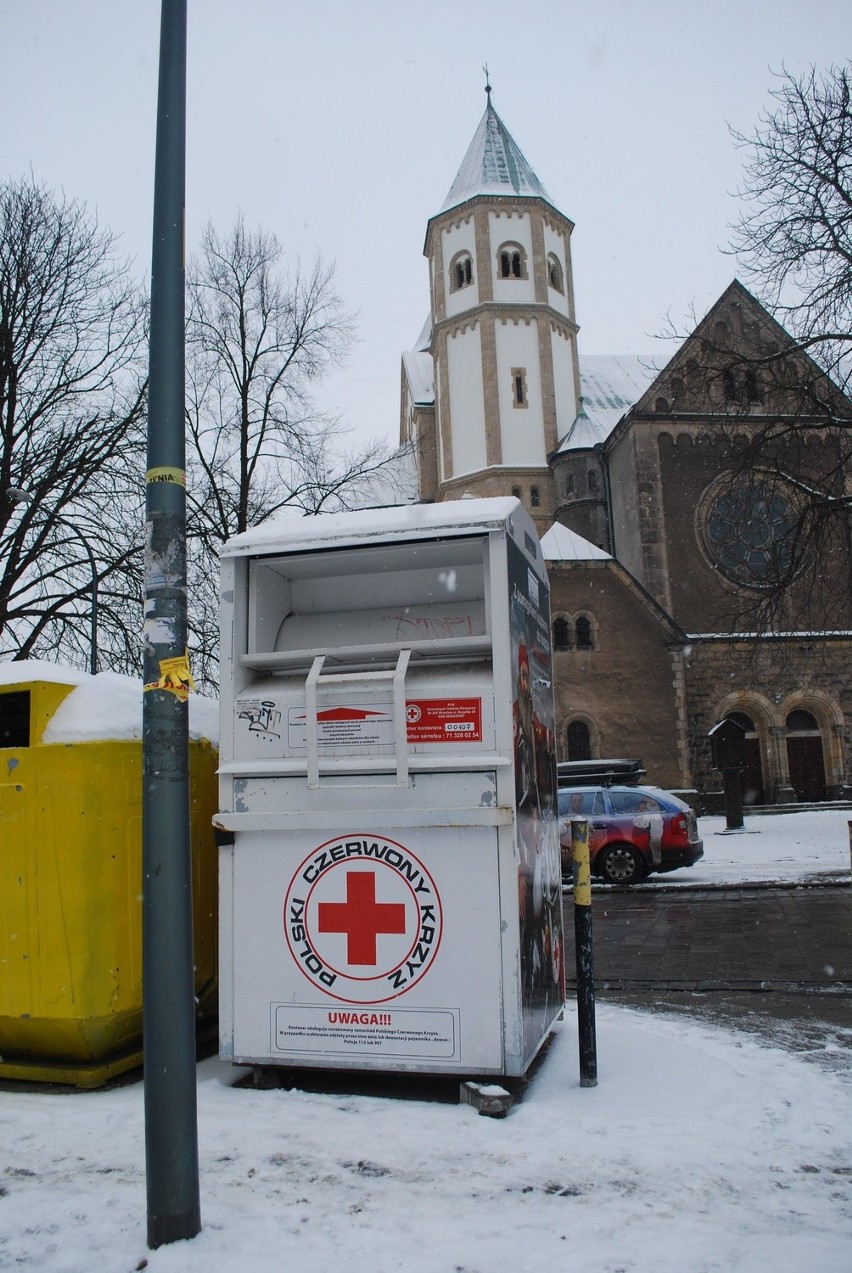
[785,710,827,802]
[786,735,827,802]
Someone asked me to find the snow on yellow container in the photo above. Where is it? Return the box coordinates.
[0,661,219,1087]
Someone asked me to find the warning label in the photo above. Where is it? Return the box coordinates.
[272,1004,459,1059]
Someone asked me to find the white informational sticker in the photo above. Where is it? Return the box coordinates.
[272,1005,458,1059]
[288,705,394,749]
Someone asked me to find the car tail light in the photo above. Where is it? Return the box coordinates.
[673,814,688,836]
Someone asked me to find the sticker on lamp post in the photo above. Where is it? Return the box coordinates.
[283,835,443,1004]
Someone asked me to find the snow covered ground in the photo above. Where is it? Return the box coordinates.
[646,807,852,889]
[1,811,850,1272]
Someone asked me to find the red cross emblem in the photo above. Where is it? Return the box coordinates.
[317,871,406,965]
[285,836,443,1002]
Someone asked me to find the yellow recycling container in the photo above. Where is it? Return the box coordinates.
[0,661,218,1087]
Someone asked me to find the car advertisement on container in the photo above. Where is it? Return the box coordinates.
[508,536,564,1063]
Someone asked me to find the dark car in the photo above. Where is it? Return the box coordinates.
[558,784,703,885]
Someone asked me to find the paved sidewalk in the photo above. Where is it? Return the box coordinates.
[563,883,852,1075]
[583,884,851,992]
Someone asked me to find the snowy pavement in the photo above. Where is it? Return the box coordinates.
[1,809,850,1272]
[648,807,851,888]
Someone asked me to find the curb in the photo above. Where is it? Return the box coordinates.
[567,981,852,995]
[563,874,850,895]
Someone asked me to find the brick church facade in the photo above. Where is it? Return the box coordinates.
[399,91,852,805]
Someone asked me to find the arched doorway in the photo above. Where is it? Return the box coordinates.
[786,710,827,802]
[724,711,765,804]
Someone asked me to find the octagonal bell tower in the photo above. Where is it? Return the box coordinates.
[408,86,582,533]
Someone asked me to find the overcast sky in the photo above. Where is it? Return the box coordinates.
[4,1,850,453]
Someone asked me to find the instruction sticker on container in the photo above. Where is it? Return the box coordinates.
[288,706,394,749]
[405,698,482,743]
[287,699,482,749]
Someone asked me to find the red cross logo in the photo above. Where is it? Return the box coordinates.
[317,871,407,965]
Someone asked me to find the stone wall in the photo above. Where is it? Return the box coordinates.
[548,560,686,788]
[684,636,852,800]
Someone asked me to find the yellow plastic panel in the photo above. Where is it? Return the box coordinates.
[0,724,217,1071]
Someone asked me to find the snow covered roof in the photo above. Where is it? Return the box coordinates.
[222,496,527,557]
[555,355,661,452]
[540,522,611,562]
[0,659,86,689]
[436,99,554,217]
[559,400,605,450]
[0,660,219,745]
[401,350,435,407]
[413,313,431,353]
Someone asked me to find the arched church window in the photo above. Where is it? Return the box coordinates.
[654,397,669,413]
[744,369,763,404]
[723,368,739,403]
[565,473,575,497]
[530,486,540,507]
[511,486,521,500]
[567,719,592,761]
[450,251,473,292]
[547,253,564,292]
[787,709,819,732]
[498,243,526,279]
[587,470,599,495]
[575,615,594,650]
[511,367,528,407]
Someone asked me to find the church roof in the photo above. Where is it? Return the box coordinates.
[555,355,661,451]
[437,98,553,216]
[560,399,603,450]
[401,349,434,407]
[540,522,611,562]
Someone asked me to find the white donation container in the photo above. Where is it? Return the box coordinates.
[217,497,564,1079]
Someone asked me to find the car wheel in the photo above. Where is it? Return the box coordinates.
[598,843,643,885]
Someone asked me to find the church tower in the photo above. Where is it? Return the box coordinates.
[402,87,582,534]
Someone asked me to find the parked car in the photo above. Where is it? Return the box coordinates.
[558,784,703,885]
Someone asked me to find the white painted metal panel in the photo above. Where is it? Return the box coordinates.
[230,827,504,1074]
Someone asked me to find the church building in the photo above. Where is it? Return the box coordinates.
[399,90,852,806]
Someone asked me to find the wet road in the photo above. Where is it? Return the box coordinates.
[564,882,852,1074]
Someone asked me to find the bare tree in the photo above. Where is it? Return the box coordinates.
[725,64,852,606]
[730,63,852,384]
[184,217,390,688]
[656,66,852,634]
[0,176,147,671]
